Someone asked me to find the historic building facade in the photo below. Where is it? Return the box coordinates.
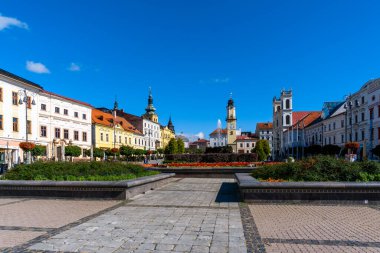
[160,117,175,149]
[38,91,92,160]
[0,69,42,166]
[92,107,144,150]
[234,135,257,154]
[255,122,273,152]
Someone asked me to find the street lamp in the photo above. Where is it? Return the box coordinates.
[18,89,36,164]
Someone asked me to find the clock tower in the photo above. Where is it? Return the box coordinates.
[226,94,237,146]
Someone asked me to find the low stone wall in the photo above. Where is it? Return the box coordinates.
[148,167,254,178]
[236,173,380,202]
[0,173,176,199]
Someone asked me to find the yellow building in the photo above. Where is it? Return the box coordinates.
[160,117,175,149]
[92,109,145,150]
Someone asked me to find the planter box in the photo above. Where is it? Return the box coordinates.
[0,173,176,199]
[235,173,380,202]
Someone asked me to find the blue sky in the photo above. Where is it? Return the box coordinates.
[1,1,380,139]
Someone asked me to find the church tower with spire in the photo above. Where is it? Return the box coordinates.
[167,116,175,133]
[143,87,158,123]
[226,93,237,146]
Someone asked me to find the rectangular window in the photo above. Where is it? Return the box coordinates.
[341,120,344,128]
[355,132,358,141]
[0,115,2,130]
[106,134,109,142]
[27,120,31,134]
[370,108,374,120]
[378,128,380,140]
[378,106,380,118]
[361,96,365,104]
[64,109,68,115]
[82,114,86,120]
[246,143,250,147]
[129,138,131,145]
[119,136,121,143]
[361,130,365,141]
[12,92,18,105]
[361,112,365,122]
[74,112,78,118]
[12,117,18,132]
[100,133,103,141]
[333,122,336,130]
[64,129,69,139]
[349,117,352,125]
[40,126,47,137]
[74,131,79,141]
[349,133,352,142]
[83,132,87,142]
[341,135,344,143]
[371,128,374,141]
[0,88,2,101]
[55,107,60,114]
[55,128,61,138]
[41,104,46,111]
[240,143,243,148]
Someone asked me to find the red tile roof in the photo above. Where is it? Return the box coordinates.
[256,122,273,130]
[92,109,143,135]
[235,135,256,141]
[210,128,228,135]
[43,90,92,107]
[289,111,322,129]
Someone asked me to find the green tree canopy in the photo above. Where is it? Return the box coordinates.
[252,140,271,161]
[64,145,82,157]
[120,145,134,156]
[31,145,46,157]
[177,138,185,154]
[165,138,178,154]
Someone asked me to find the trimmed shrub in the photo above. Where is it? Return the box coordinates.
[251,155,380,182]
[3,161,158,181]
[165,153,257,163]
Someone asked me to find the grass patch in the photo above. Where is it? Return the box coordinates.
[251,155,380,182]
[2,161,159,181]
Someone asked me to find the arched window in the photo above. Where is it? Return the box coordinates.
[285,99,290,109]
[277,106,281,111]
[286,115,290,125]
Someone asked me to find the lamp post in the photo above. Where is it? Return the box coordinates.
[18,89,36,164]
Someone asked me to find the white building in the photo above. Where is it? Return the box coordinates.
[255,122,273,151]
[38,91,92,160]
[209,128,227,147]
[0,69,42,167]
[234,136,257,154]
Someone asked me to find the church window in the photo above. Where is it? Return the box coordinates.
[285,99,290,109]
[285,115,290,125]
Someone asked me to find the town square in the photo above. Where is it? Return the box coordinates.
[1,1,380,253]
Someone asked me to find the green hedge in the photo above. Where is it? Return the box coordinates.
[164,153,257,163]
[3,161,158,181]
[251,155,380,182]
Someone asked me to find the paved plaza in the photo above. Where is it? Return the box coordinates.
[0,178,380,252]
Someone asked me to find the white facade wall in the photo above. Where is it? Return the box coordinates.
[236,140,256,153]
[257,130,273,150]
[38,92,92,160]
[322,113,346,147]
[305,121,323,146]
[143,119,160,150]
[0,74,42,166]
[209,134,227,147]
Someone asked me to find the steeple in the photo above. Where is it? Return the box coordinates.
[113,96,118,111]
[227,92,234,107]
[167,116,175,133]
[143,87,158,123]
[145,87,156,114]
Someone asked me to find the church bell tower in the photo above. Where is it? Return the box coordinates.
[226,94,237,146]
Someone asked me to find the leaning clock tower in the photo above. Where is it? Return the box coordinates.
[226,95,237,146]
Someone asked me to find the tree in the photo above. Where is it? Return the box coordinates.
[93,148,105,158]
[177,138,185,154]
[305,145,322,156]
[165,138,178,154]
[31,145,46,157]
[253,140,270,161]
[65,145,82,158]
[120,146,134,157]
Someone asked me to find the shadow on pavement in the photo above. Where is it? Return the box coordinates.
[215,182,240,203]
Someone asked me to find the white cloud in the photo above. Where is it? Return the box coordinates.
[26,61,50,74]
[0,13,28,31]
[195,132,205,139]
[68,62,80,72]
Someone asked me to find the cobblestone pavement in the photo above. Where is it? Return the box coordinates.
[248,203,380,253]
[23,178,246,253]
[0,198,120,249]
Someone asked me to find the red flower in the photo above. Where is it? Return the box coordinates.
[19,142,35,151]
[110,148,119,153]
